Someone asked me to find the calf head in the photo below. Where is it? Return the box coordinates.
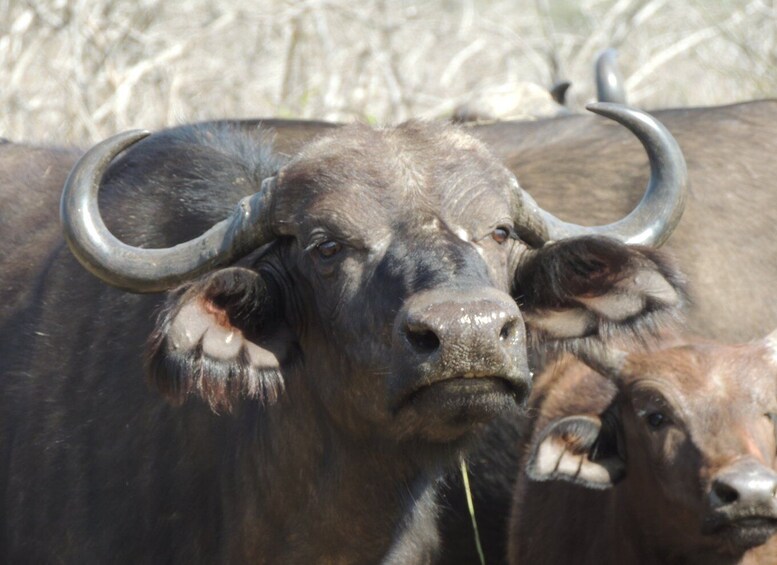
[528,329,777,553]
[61,106,688,449]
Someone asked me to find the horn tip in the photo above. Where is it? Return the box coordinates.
[585,101,623,113]
[122,129,152,142]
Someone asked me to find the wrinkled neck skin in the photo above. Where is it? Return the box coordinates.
[222,374,444,564]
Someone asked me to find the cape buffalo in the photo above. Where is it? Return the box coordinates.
[438,98,777,565]
[509,330,777,564]
[0,106,686,562]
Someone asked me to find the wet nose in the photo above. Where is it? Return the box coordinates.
[709,460,777,513]
[397,287,528,386]
[403,299,521,358]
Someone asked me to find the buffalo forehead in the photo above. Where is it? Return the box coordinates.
[624,344,777,441]
[277,122,514,242]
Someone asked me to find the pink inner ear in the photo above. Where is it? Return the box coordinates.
[167,299,245,360]
[203,320,243,360]
[166,297,287,369]
[167,301,213,351]
[201,298,233,329]
[529,416,623,488]
[532,433,619,485]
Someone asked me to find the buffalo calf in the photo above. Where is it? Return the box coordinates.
[509,330,777,565]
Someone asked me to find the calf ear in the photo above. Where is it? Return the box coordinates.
[515,236,687,346]
[146,267,293,413]
[527,413,625,489]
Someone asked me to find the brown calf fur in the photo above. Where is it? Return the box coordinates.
[509,329,777,565]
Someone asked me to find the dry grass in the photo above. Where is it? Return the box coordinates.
[1,0,775,145]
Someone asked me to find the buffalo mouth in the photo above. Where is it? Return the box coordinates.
[396,374,528,423]
[384,370,531,442]
[703,515,777,550]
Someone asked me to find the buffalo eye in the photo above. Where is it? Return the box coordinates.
[645,411,669,430]
[492,226,511,244]
[316,240,343,259]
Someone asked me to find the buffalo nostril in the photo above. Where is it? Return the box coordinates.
[406,325,441,354]
[712,480,740,506]
[500,321,515,341]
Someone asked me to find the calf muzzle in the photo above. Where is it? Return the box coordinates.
[704,459,777,549]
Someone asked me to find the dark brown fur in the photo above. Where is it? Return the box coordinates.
[509,333,777,565]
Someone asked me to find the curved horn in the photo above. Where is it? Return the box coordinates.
[595,48,627,104]
[60,130,277,293]
[513,103,687,248]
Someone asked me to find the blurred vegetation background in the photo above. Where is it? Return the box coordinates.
[1,0,774,145]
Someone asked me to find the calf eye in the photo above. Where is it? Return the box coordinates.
[645,411,668,430]
[492,226,511,244]
[316,240,343,259]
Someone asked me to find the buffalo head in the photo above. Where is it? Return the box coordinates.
[526,329,777,556]
[60,105,687,447]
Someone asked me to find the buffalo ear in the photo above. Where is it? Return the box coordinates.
[515,236,687,345]
[526,413,625,489]
[146,267,293,413]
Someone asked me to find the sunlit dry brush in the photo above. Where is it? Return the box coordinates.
[0,0,775,145]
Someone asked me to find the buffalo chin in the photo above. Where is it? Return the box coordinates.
[396,377,523,442]
[707,518,777,552]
